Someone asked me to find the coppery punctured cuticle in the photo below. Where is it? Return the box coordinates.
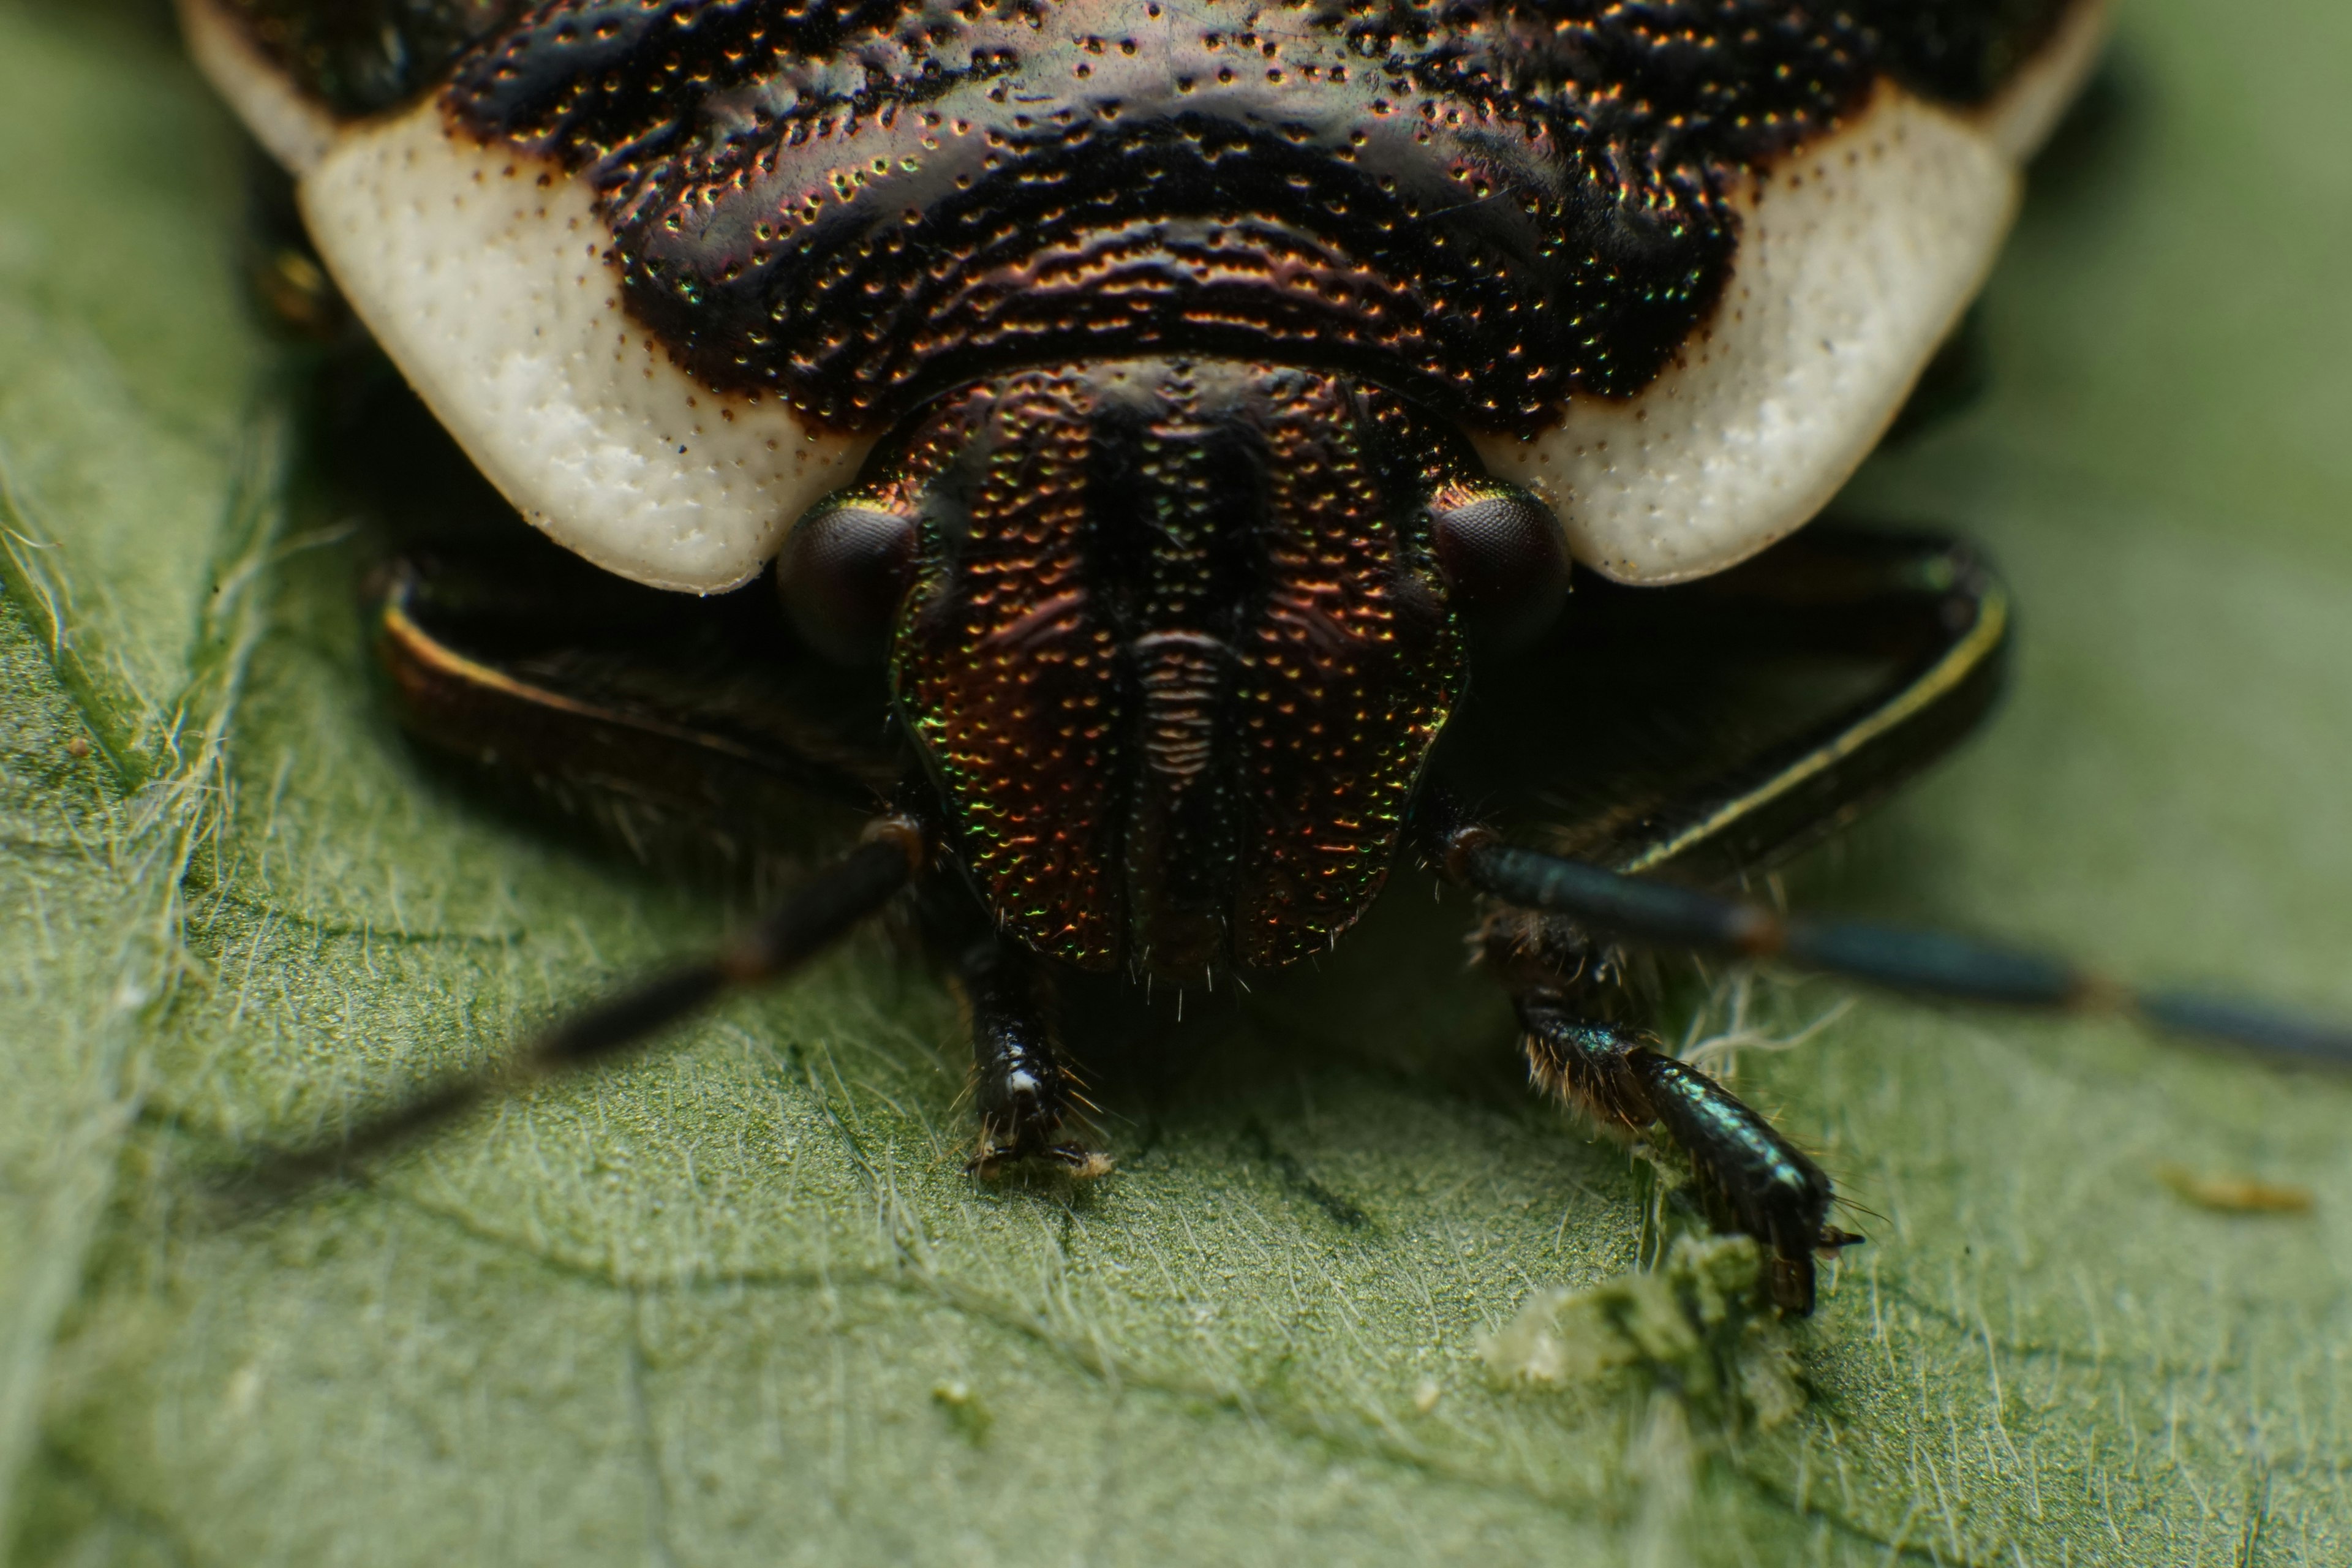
[885,358,1464,979]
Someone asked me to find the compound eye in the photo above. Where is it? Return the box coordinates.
[776,499,918,665]
[1429,482,1570,649]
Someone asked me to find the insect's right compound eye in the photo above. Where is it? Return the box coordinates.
[775,499,918,665]
[1428,481,1571,650]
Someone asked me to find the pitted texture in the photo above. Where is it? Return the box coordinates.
[345,0,2081,434]
[888,359,1464,978]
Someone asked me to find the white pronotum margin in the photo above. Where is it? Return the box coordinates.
[179,0,870,594]
[1472,5,2107,586]
[300,108,870,593]
[1472,90,2013,584]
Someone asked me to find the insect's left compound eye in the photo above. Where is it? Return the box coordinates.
[1428,481,1571,649]
[775,499,918,665]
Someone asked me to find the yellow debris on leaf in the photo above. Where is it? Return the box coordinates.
[2155,1163,2314,1215]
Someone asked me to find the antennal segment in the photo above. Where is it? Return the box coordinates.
[537,817,924,1069]
[233,818,926,1189]
[1447,830,2352,1068]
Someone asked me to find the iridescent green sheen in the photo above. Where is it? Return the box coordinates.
[1658,1076,1815,1200]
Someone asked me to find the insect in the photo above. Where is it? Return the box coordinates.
[180,0,2346,1315]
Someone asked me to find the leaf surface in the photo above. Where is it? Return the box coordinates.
[3,4,2350,1563]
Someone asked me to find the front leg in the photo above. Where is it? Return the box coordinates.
[1483,908,1859,1313]
[951,937,1106,1176]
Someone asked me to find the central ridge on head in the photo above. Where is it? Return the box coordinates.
[836,358,1474,981]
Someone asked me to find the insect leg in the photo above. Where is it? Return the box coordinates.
[1447,526,2011,888]
[374,554,897,823]
[240,149,349,341]
[913,877,1101,1175]
[955,940,1101,1175]
[1483,905,1856,1314]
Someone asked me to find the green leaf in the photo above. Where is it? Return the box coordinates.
[4,2,2350,1562]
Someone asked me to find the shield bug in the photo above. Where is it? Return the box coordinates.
[181,0,2348,1314]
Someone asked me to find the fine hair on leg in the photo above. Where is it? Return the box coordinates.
[922,879,1106,1176]
[1485,905,1855,1313]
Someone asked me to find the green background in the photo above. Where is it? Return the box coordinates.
[2,2,2348,1562]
